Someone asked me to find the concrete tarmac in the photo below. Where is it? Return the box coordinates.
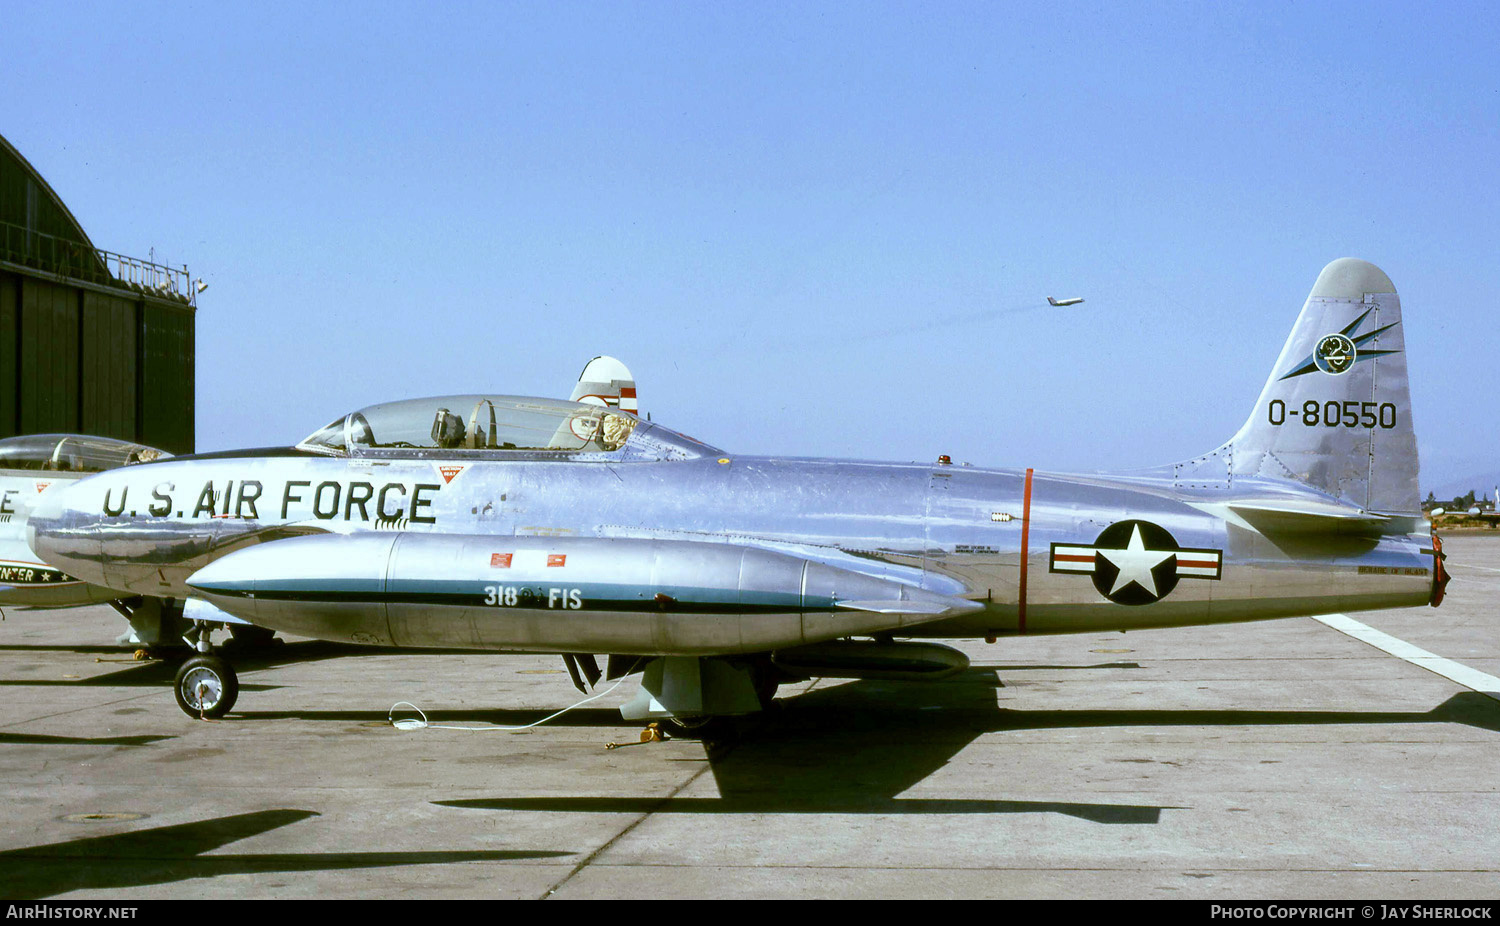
[0,535,1496,900]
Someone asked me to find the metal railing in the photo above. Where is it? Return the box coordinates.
[0,219,195,306]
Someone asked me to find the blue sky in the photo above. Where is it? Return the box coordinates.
[6,1,1498,493]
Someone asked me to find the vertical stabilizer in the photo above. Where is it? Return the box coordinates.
[1172,259,1420,515]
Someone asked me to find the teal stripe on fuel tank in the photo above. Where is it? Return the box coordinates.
[193,577,825,612]
[188,577,386,598]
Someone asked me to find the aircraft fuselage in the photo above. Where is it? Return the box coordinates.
[27,451,1435,649]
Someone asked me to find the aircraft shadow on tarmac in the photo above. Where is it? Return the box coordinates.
[0,808,573,899]
[0,639,500,692]
[0,659,284,692]
[438,669,1173,823]
[0,645,150,655]
[435,669,1500,824]
[0,731,174,747]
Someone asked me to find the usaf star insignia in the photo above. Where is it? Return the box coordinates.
[1050,519,1222,606]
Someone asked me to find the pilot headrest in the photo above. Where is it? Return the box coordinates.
[430,409,466,448]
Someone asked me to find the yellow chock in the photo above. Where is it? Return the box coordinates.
[605,722,665,750]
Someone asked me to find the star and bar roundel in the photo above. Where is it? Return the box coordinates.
[1049,520,1222,606]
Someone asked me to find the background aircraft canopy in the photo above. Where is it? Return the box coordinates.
[0,434,170,472]
[296,394,715,461]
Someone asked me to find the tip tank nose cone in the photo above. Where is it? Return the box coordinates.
[184,556,243,596]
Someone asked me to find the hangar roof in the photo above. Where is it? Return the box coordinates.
[0,132,194,305]
[0,132,100,251]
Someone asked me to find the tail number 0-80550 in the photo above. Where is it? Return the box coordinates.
[1267,400,1396,429]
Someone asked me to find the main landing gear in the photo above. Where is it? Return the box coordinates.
[173,622,239,719]
[616,656,787,742]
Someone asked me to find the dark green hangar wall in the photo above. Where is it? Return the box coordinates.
[0,133,196,454]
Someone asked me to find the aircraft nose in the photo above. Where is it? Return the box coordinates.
[26,480,105,587]
[25,486,67,558]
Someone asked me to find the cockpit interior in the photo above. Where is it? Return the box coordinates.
[295,395,715,462]
[0,434,171,473]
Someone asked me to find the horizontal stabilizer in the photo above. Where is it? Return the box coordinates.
[1227,499,1392,534]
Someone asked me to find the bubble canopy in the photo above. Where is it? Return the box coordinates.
[0,434,170,472]
[296,395,716,461]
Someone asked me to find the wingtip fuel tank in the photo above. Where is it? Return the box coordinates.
[186,533,981,654]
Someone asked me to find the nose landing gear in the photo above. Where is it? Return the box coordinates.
[174,655,238,718]
[172,622,240,719]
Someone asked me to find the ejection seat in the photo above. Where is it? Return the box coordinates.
[431,408,466,448]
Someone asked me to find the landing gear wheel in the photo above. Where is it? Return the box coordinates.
[661,714,733,740]
[174,656,238,719]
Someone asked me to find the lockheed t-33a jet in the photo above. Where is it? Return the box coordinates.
[26,259,1448,732]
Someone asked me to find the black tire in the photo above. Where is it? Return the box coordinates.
[661,714,735,741]
[174,655,238,719]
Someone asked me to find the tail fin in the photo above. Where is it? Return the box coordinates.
[1172,258,1419,515]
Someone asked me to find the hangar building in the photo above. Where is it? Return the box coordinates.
[0,132,196,454]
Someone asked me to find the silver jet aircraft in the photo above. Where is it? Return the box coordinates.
[27,260,1447,729]
[1,434,170,611]
[0,434,273,651]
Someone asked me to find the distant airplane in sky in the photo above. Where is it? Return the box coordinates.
[1047,296,1084,307]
